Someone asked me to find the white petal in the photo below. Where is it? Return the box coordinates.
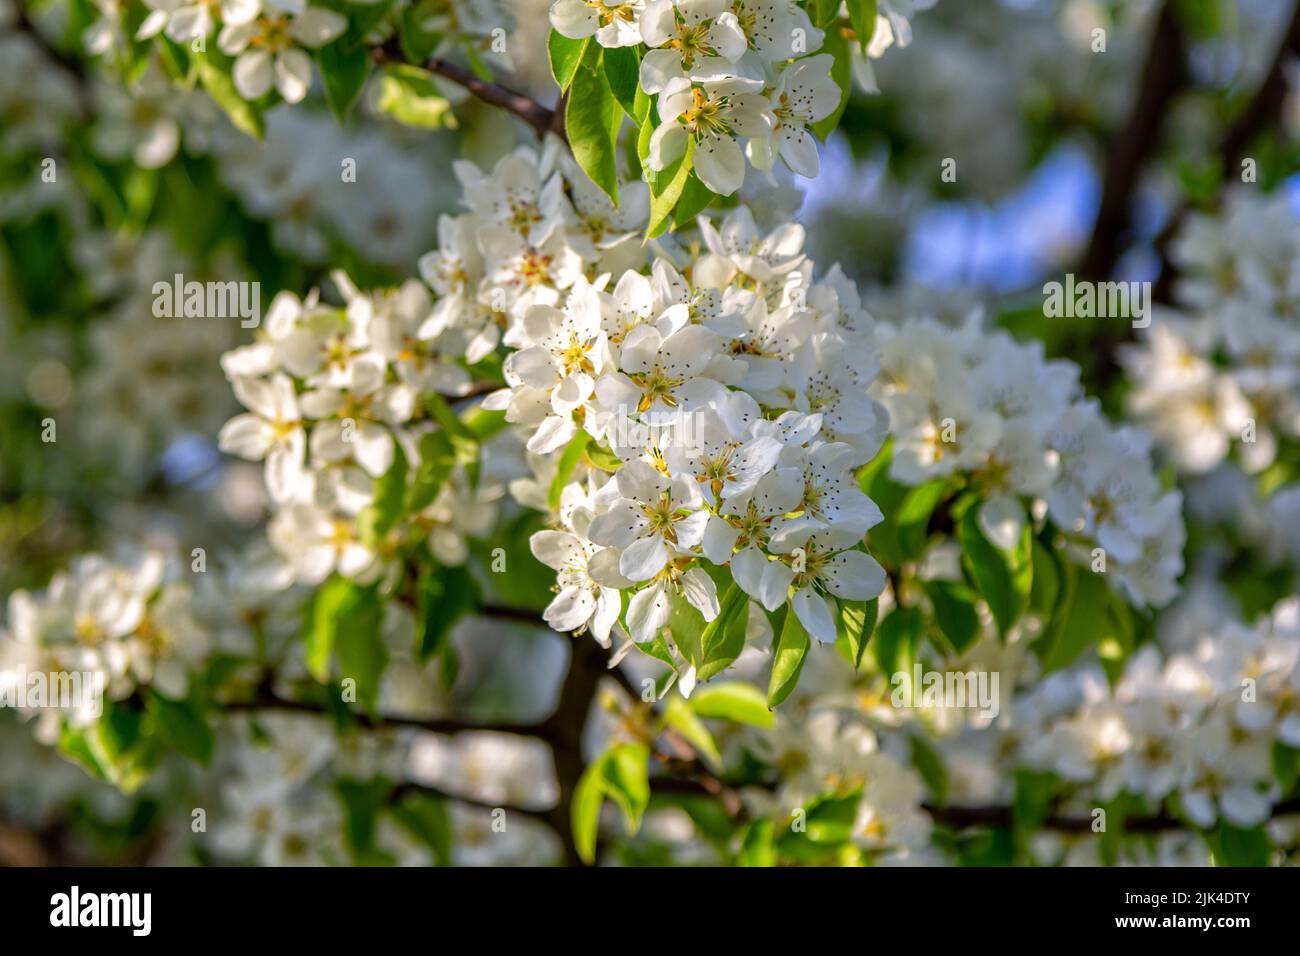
[620,534,670,582]
[233,49,274,101]
[792,586,837,643]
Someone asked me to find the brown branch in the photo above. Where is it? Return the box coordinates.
[1151,0,1300,300]
[539,637,611,865]
[1077,0,1188,282]
[372,38,557,137]
[388,780,558,827]
[0,820,52,867]
[6,0,86,87]
[219,679,553,741]
[926,795,1300,834]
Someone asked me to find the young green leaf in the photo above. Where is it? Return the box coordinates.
[566,50,622,205]
[549,429,591,512]
[647,135,695,238]
[316,40,373,123]
[922,579,981,654]
[376,64,456,129]
[147,689,215,765]
[958,502,1033,639]
[548,30,589,92]
[767,608,811,708]
[689,682,774,728]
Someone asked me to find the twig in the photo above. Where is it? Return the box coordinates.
[1077,0,1188,282]
[372,38,557,137]
[219,679,553,741]
[1151,0,1300,300]
[926,796,1300,834]
[7,0,86,87]
[388,780,558,827]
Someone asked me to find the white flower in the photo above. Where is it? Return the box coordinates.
[218,5,347,103]
[638,0,755,94]
[648,77,773,195]
[749,54,841,177]
[268,502,376,584]
[756,526,886,642]
[586,459,709,580]
[137,0,259,45]
[549,0,645,47]
[530,512,628,645]
[218,373,309,503]
[596,321,724,417]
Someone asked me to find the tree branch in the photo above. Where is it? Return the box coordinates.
[925,796,1300,834]
[1151,0,1300,300]
[388,780,559,828]
[219,679,553,741]
[372,38,557,137]
[1077,0,1188,281]
[6,0,86,87]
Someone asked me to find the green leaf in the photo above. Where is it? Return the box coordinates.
[689,682,773,728]
[601,742,651,832]
[566,49,622,205]
[1029,536,1062,616]
[376,64,456,129]
[337,778,390,859]
[923,579,981,654]
[88,700,163,794]
[317,40,373,122]
[332,585,387,713]
[1211,824,1271,866]
[195,52,264,139]
[391,791,453,865]
[601,44,641,118]
[663,696,721,768]
[147,689,214,765]
[810,23,851,140]
[304,576,355,682]
[416,563,479,662]
[1040,566,1112,673]
[358,441,408,547]
[572,757,606,865]
[697,582,749,681]
[672,173,716,226]
[810,0,843,29]
[910,733,947,803]
[646,134,695,238]
[834,597,878,669]
[958,501,1033,639]
[406,430,457,512]
[398,4,442,63]
[847,0,878,50]
[737,818,776,866]
[896,478,947,558]
[767,608,810,708]
[548,429,591,511]
[547,30,589,92]
[873,606,921,677]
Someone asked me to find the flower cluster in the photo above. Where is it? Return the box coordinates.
[952,597,1300,841]
[434,152,891,672]
[135,0,347,103]
[872,314,1185,608]
[216,270,508,585]
[1120,190,1300,476]
[551,0,843,192]
[0,550,206,741]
